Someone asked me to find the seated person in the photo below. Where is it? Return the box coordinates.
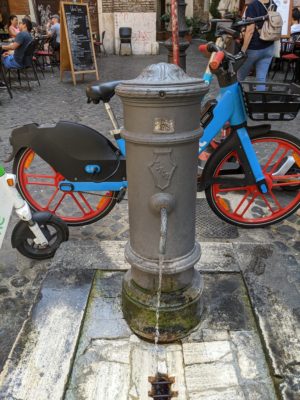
[291,8,300,34]
[47,14,60,51]
[8,15,20,38]
[1,18,32,69]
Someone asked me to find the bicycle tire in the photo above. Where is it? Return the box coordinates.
[13,147,119,226]
[204,131,300,228]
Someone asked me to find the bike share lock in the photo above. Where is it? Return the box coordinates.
[116,63,208,342]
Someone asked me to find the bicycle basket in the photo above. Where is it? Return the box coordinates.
[241,81,300,121]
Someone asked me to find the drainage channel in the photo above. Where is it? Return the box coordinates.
[148,373,178,399]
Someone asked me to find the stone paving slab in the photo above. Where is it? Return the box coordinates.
[0,219,51,371]
[52,240,240,272]
[234,243,300,400]
[64,271,276,400]
[0,269,94,400]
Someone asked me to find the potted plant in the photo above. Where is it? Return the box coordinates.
[185,17,193,42]
[160,12,170,31]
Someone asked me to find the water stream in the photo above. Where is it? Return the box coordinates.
[154,254,164,350]
[154,207,168,370]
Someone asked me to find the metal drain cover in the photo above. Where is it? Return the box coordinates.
[148,374,178,399]
[196,198,239,239]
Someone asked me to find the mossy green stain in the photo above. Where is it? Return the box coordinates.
[122,286,203,342]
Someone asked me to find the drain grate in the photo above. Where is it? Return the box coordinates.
[148,373,178,399]
[196,198,239,239]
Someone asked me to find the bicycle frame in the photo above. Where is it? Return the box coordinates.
[199,82,268,193]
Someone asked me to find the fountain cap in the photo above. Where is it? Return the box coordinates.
[116,62,208,99]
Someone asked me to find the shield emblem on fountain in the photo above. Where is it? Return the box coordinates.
[149,150,177,190]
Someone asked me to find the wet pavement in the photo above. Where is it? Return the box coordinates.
[0,43,299,399]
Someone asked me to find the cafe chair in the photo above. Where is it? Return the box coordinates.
[31,38,45,78]
[0,61,13,99]
[94,31,107,56]
[271,39,300,82]
[35,33,59,72]
[6,40,40,91]
[119,27,132,55]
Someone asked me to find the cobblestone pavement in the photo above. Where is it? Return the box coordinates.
[0,42,299,399]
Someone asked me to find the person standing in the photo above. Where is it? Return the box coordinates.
[237,0,275,84]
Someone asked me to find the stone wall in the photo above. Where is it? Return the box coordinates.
[99,0,158,55]
[103,0,155,13]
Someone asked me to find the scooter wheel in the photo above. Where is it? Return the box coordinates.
[11,212,69,260]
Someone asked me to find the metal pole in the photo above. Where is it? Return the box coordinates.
[164,0,190,71]
[171,0,180,66]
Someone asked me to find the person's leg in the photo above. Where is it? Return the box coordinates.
[237,49,260,81]
[55,42,60,62]
[254,44,274,88]
[2,54,22,69]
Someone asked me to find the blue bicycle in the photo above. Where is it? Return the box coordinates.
[7,26,300,228]
[197,42,300,226]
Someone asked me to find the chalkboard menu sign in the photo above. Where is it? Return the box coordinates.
[60,2,99,85]
[64,3,94,71]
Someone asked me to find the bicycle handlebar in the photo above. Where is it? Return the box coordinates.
[209,51,225,71]
[199,42,243,70]
[216,25,240,39]
[201,42,224,54]
[232,15,269,28]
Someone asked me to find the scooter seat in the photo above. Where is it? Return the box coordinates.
[86,81,123,104]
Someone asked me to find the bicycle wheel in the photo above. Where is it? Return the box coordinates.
[14,148,119,226]
[205,131,300,228]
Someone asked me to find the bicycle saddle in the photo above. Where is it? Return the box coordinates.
[86,80,123,104]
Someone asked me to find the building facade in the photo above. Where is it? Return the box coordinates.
[0,0,196,54]
[99,0,158,54]
[2,0,299,55]
[1,0,30,17]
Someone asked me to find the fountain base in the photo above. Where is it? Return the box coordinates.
[122,268,204,343]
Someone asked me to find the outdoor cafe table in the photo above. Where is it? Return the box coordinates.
[0,31,9,40]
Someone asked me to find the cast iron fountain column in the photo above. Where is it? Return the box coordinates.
[116,63,208,342]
